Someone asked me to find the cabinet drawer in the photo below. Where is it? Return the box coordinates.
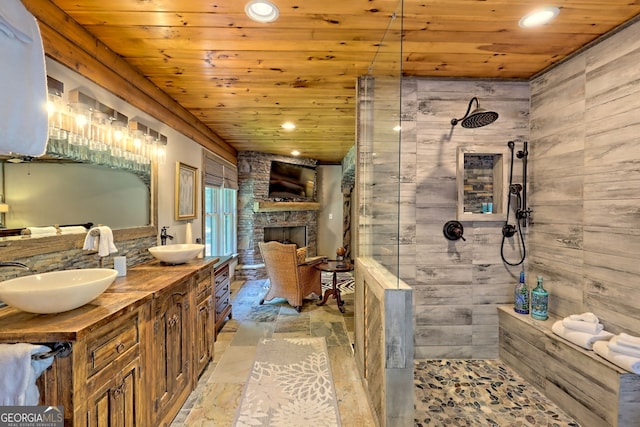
[86,310,141,378]
[215,295,230,317]
[195,268,212,291]
[196,277,212,299]
[214,266,229,287]
[214,280,230,300]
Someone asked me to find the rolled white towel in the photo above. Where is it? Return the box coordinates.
[608,336,640,358]
[58,226,87,235]
[562,318,604,334]
[552,320,613,350]
[25,226,57,236]
[617,333,640,350]
[568,312,599,324]
[593,340,640,374]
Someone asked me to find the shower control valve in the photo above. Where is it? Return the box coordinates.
[443,220,466,241]
[502,224,517,238]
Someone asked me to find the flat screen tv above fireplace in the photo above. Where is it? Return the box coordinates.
[268,160,316,201]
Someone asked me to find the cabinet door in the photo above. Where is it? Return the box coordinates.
[85,358,142,427]
[194,293,214,377]
[151,278,192,425]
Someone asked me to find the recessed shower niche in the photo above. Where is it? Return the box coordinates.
[456,145,508,222]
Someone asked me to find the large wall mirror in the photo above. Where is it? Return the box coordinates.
[0,160,150,234]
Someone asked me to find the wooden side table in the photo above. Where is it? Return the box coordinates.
[315,260,353,313]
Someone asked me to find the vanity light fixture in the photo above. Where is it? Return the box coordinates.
[44,83,169,169]
[245,0,279,23]
[519,6,560,28]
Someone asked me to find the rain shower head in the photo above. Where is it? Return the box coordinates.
[450,97,499,128]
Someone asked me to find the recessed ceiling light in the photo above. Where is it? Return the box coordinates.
[291,150,300,156]
[281,122,296,130]
[245,1,279,23]
[519,7,560,28]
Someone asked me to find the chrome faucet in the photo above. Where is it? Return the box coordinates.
[160,226,174,246]
[0,261,31,271]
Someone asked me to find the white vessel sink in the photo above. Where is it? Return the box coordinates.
[148,244,204,264]
[0,268,118,314]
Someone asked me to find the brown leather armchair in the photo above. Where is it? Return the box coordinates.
[258,241,322,312]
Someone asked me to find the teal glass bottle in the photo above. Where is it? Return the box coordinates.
[514,271,529,314]
[531,276,549,320]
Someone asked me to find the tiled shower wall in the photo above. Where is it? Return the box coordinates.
[399,79,530,358]
[527,20,640,335]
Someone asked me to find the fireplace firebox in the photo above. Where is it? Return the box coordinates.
[263,226,307,248]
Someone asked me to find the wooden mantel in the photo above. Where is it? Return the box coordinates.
[253,201,320,212]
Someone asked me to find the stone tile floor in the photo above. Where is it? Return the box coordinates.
[414,359,581,426]
[170,277,373,427]
[171,278,580,427]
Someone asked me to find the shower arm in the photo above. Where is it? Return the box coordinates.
[450,97,478,126]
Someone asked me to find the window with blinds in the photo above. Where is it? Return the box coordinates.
[204,153,237,256]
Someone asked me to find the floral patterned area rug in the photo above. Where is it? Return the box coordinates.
[233,337,341,427]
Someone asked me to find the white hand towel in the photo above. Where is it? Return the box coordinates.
[83,230,98,252]
[608,336,640,358]
[0,0,48,157]
[562,318,604,334]
[551,320,613,350]
[0,343,54,405]
[617,332,640,350]
[96,226,118,257]
[83,226,118,256]
[593,340,640,374]
[25,226,58,237]
[568,312,599,324]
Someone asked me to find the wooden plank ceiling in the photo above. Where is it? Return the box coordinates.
[45,0,640,163]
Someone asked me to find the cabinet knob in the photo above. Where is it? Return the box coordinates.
[115,342,125,353]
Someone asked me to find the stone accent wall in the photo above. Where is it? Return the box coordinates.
[0,234,156,281]
[236,151,318,281]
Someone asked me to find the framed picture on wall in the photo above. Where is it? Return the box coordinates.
[175,161,198,220]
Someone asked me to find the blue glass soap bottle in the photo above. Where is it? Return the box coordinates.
[514,271,529,314]
[531,276,549,320]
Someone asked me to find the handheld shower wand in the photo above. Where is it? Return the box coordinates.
[501,140,528,266]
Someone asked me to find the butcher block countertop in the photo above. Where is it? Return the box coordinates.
[0,257,218,343]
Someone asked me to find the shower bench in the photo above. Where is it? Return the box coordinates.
[498,306,640,427]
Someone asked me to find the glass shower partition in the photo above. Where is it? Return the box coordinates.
[354,3,414,426]
[357,0,404,287]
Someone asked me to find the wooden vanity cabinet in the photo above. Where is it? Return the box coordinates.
[213,261,232,337]
[1,259,221,427]
[82,305,151,427]
[194,266,214,378]
[150,276,193,427]
[32,298,152,427]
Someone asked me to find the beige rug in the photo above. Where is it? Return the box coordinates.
[233,337,341,427]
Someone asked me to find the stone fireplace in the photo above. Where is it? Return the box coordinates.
[236,152,319,280]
